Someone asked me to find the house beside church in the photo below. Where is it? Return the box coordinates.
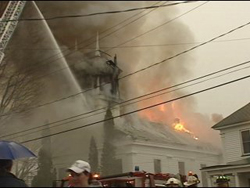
[201,102,250,187]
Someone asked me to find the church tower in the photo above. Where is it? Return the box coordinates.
[89,32,122,115]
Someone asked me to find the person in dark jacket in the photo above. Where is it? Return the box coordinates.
[0,159,28,187]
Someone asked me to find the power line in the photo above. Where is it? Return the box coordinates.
[3,59,250,139]
[95,1,163,38]
[104,1,209,53]
[0,2,165,119]
[63,1,207,58]
[0,2,209,117]
[3,1,164,86]
[35,1,208,80]
[108,37,250,48]
[3,1,202,83]
[5,37,250,51]
[19,74,250,144]
[1,16,250,118]
[25,1,166,75]
[119,20,250,80]
[0,1,195,22]
[7,65,250,140]
[82,1,169,50]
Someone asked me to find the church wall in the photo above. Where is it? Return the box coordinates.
[117,140,222,186]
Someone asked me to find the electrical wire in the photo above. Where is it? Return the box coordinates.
[81,1,169,50]
[2,15,248,119]
[2,59,250,139]
[118,20,250,80]
[2,1,164,88]
[6,64,250,140]
[2,1,204,87]
[104,1,209,53]
[5,36,250,51]
[0,1,195,22]
[0,2,216,118]
[19,74,250,144]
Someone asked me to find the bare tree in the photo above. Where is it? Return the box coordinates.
[14,145,41,186]
[15,158,37,180]
[0,57,42,120]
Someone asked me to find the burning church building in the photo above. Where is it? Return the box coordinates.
[49,35,223,187]
[0,1,224,187]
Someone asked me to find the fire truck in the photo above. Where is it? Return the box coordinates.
[98,172,188,187]
[98,171,156,187]
[55,171,183,187]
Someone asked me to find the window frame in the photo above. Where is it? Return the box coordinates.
[178,161,185,175]
[154,159,162,173]
[240,129,250,156]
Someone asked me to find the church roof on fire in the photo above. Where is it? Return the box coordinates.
[212,102,250,130]
[116,118,220,152]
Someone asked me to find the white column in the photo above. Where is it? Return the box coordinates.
[234,173,240,187]
[207,175,212,187]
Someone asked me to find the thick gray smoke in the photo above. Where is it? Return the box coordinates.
[1,2,222,180]
[34,2,221,146]
[35,1,195,105]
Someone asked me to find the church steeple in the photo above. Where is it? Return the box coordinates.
[95,31,101,57]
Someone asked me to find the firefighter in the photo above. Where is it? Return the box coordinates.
[91,173,102,187]
[183,175,200,187]
[165,178,181,187]
[215,175,230,187]
[60,174,74,187]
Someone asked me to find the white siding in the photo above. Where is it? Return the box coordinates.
[120,141,221,186]
[224,131,241,163]
[220,123,250,163]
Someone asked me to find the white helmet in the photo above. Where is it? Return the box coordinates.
[184,175,200,186]
[166,178,180,185]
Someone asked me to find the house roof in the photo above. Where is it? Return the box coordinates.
[212,102,250,130]
[200,164,233,171]
[201,157,250,171]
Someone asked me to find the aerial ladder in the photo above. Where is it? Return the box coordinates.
[0,1,26,64]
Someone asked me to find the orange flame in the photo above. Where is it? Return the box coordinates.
[160,104,166,112]
[138,94,198,140]
[138,97,172,123]
[174,123,191,133]
[173,121,198,141]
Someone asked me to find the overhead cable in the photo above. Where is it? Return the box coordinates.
[19,74,250,144]
[2,60,250,139]
[0,1,195,22]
